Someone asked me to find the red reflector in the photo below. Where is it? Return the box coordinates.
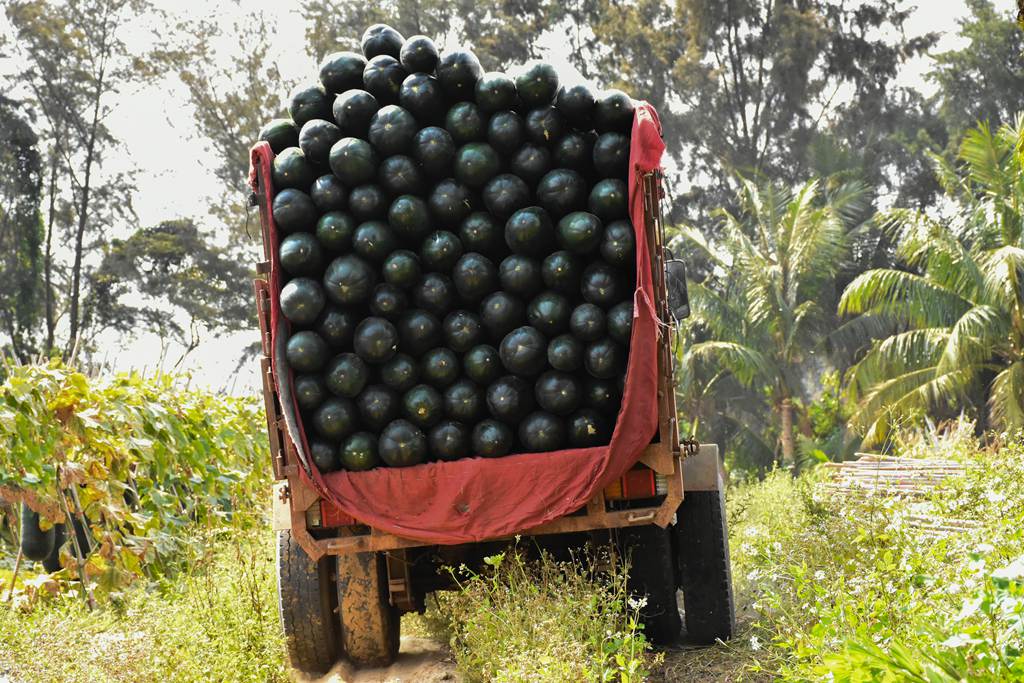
[321,501,356,528]
[605,468,657,501]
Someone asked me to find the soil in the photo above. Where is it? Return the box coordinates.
[303,637,461,683]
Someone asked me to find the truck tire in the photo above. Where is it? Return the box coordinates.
[276,529,339,674]
[673,485,735,644]
[336,551,400,667]
[20,503,54,562]
[617,524,682,645]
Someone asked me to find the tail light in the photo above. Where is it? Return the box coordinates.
[604,467,669,501]
[306,500,356,529]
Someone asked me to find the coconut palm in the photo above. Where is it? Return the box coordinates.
[839,117,1024,444]
[674,177,864,466]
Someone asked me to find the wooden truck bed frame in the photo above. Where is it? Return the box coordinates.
[252,167,715,562]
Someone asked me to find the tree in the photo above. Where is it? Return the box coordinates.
[0,96,44,362]
[839,117,1024,444]
[675,177,864,466]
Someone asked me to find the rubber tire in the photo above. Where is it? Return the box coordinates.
[673,486,736,644]
[20,503,54,562]
[42,523,66,573]
[617,524,683,645]
[337,551,400,667]
[277,530,340,674]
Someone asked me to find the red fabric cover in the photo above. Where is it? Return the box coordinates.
[250,102,666,544]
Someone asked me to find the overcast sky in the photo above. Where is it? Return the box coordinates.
[12,0,1017,393]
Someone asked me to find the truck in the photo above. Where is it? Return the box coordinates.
[250,103,735,674]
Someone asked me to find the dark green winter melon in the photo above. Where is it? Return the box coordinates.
[349,185,388,221]
[483,174,531,220]
[402,383,444,427]
[340,432,379,471]
[527,291,571,336]
[601,220,635,267]
[429,420,470,461]
[594,89,635,134]
[280,278,326,326]
[476,72,517,113]
[443,310,483,352]
[445,102,486,144]
[463,344,502,384]
[553,131,595,173]
[272,147,314,191]
[480,291,527,339]
[332,89,379,136]
[259,118,299,154]
[421,231,464,272]
[399,73,445,123]
[353,317,399,364]
[323,254,376,305]
[381,353,419,392]
[486,374,535,423]
[272,188,318,233]
[487,111,525,153]
[547,334,583,372]
[556,211,602,253]
[397,309,442,355]
[537,169,587,218]
[498,255,543,297]
[525,106,567,146]
[428,179,473,228]
[584,378,620,413]
[436,50,484,100]
[294,374,327,411]
[356,385,400,432]
[287,331,329,373]
[299,119,342,166]
[420,347,460,388]
[310,439,340,472]
[459,212,506,259]
[362,55,407,104]
[568,408,611,447]
[311,174,347,212]
[387,195,431,241]
[570,302,606,342]
[361,23,405,59]
[505,206,555,256]
[325,352,369,397]
[316,211,356,252]
[607,301,634,344]
[555,83,596,129]
[368,105,418,156]
[319,51,366,94]
[317,307,357,349]
[499,325,547,375]
[518,412,565,452]
[400,35,439,73]
[289,83,332,127]
[452,253,498,302]
[541,250,580,294]
[413,273,457,315]
[593,132,630,179]
[444,379,483,422]
[588,179,628,222]
[412,126,457,176]
[510,144,551,184]
[379,419,428,467]
[352,220,397,263]
[584,338,621,379]
[515,61,559,108]
[279,232,324,277]
[535,371,580,416]
[382,248,422,288]
[472,419,514,457]
[454,142,501,189]
[581,262,624,306]
[369,283,408,320]
[378,155,424,196]
[329,137,379,186]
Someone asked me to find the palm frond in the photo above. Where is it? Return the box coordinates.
[937,304,1010,374]
[839,269,971,327]
[682,341,773,387]
[978,245,1024,310]
[988,361,1024,430]
[845,328,949,402]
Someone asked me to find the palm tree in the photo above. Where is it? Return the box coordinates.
[839,117,1024,444]
[674,177,864,466]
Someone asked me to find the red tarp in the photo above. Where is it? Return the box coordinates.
[250,102,666,544]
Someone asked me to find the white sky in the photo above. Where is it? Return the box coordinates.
[9,0,1017,393]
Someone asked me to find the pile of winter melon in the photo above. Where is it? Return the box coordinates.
[257,24,636,471]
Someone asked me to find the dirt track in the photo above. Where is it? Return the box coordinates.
[304,637,460,683]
